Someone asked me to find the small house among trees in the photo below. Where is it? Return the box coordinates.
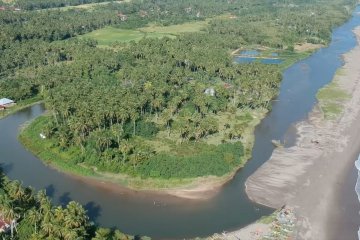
[204,87,216,96]
[117,12,128,21]
[0,218,10,233]
[0,98,15,107]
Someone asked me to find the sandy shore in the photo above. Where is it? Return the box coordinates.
[245,27,360,240]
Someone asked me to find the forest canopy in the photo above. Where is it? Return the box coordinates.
[0,0,357,180]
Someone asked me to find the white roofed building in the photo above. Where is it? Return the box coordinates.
[0,98,14,106]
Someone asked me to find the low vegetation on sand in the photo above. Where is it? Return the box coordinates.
[317,71,350,119]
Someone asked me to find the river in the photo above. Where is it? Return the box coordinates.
[1,6,360,239]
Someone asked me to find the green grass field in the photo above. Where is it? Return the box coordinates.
[43,1,127,11]
[78,27,176,46]
[140,20,208,34]
[78,20,209,46]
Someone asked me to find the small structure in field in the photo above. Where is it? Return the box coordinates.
[204,87,216,97]
[0,6,6,11]
[117,12,128,21]
[0,98,15,108]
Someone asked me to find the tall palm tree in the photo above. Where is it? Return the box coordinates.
[28,208,41,234]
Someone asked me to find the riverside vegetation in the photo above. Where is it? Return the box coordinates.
[0,0,359,239]
[0,0,358,186]
[0,167,147,239]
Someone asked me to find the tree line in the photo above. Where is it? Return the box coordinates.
[0,0,112,10]
[0,168,148,239]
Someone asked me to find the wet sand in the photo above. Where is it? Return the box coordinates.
[245,27,360,240]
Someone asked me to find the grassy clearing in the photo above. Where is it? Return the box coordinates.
[42,1,127,11]
[79,18,209,46]
[140,20,208,34]
[78,27,176,46]
[0,96,43,120]
[317,75,350,119]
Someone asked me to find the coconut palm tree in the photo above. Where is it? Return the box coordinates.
[28,208,41,234]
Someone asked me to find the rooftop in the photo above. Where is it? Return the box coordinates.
[0,98,14,105]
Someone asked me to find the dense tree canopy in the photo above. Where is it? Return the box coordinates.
[0,0,357,178]
[0,168,145,239]
[0,1,357,239]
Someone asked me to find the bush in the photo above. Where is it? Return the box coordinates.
[137,142,244,178]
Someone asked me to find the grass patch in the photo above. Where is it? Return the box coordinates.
[317,79,350,119]
[139,20,208,34]
[78,27,175,46]
[257,210,278,224]
[40,1,127,11]
[79,18,209,46]
[0,96,43,120]
[279,50,313,70]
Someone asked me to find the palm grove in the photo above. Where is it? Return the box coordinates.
[0,0,358,239]
[0,168,145,239]
[0,0,357,178]
[0,0,354,178]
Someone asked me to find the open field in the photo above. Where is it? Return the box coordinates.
[139,20,208,34]
[44,1,127,11]
[77,27,169,45]
[78,20,208,46]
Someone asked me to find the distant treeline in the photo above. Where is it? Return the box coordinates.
[0,0,113,10]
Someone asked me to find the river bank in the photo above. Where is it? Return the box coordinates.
[245,27,360,240]
[0,96,42,120]
[18,108,267,200]
[16,46,318,200]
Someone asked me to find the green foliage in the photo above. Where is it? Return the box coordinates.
[138,142,244,178]
[5,0,112,10]
[1,0,357,181]
[0,167,143,239]
[135,121,159,138]
[317,80,350,119]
